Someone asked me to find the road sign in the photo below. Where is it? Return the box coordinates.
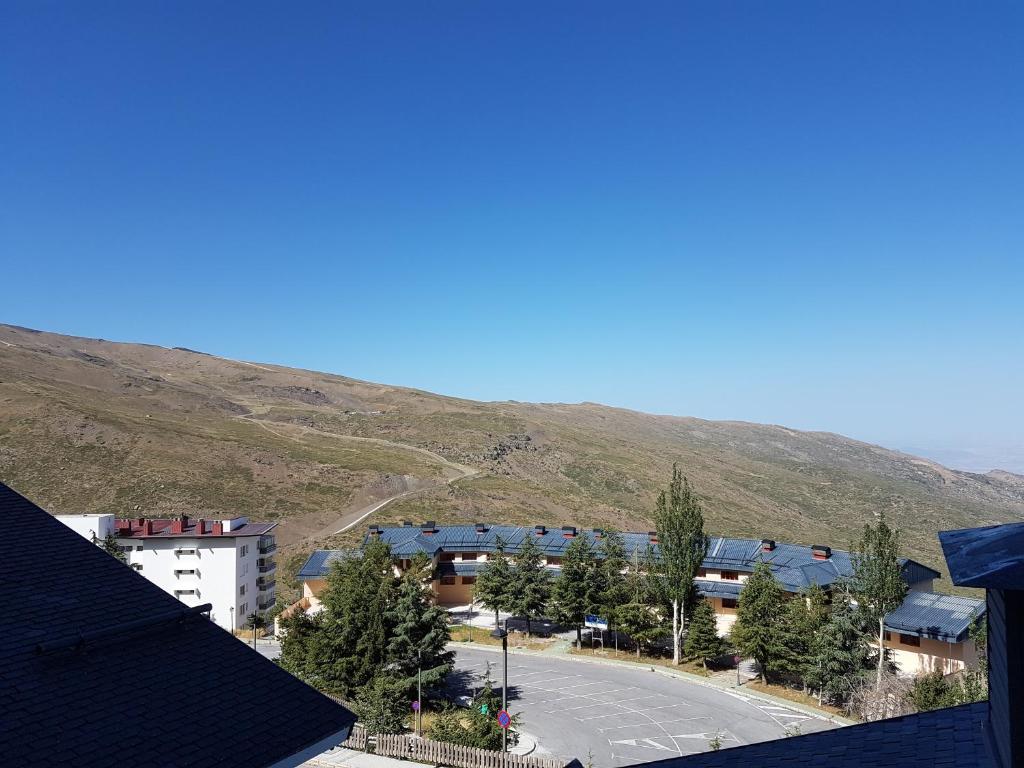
[584,614,608,630]
[496,709,511,729]
[412,700,420,711]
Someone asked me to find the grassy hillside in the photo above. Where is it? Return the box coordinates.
[2,323,1022,597]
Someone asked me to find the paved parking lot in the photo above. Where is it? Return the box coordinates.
[449,648,839,767]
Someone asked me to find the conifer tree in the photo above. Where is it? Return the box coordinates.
[650,466,709,664]
[615,602,665,657]
[550,535,599,644]
[731,562,787,684]
[386,566,454,697]
[596,529,630,615]
[476,535,514,628]
[683,599,725,668]
[96,532,127,564]
[508,534,550,635]
[281,541,397,697]
[354,674,410,735]
[807,599,869,705]
[851,514,908,689]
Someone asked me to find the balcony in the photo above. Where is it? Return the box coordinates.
[257,596,276,611]
[258,559,276,574]
[257,577,276,592]
[258,538,277,555]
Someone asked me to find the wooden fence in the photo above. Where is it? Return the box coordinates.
[340,725,565,768]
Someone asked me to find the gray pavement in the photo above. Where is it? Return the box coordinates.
[448,646,840,767]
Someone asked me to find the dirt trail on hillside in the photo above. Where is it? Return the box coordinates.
[243,417,480,543]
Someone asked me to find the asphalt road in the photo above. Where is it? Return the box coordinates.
[448,647,839,767]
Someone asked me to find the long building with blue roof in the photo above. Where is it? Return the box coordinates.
[293,521,984,677]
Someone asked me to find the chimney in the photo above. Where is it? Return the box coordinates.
[593,528,605,539]
[171,517,184,534]
[475,522,487,534]
[211,521,223,535]
[811,545,831,560]
[368,525,381,537]
[195,518,206,535]
[940,522,1024,768]
[535,525,547,536]
[649,531,658,544]
[136,516,145,527]
[421,521,436,535]
[143,520,154,535]
[562,526,577,538]
[402,520,414,527]
[761,539,776,552]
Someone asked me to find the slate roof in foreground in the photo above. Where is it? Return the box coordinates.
[940,521,1024,590]
[634,702,992,768]
[0,483,356,768]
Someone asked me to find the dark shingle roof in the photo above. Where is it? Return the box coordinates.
[940,521,1024,590]
[438,561,484,577]
[634,702,992,768]
[884,591,985,642]
[0,483,356,767]
[298,549,362,579]
[358,525,939,594]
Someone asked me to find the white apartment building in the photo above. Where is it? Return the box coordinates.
[57,512,277,631]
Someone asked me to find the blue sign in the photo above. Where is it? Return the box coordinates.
[412,700,420,711]
[584,614,608,630]
[497,709,512,729]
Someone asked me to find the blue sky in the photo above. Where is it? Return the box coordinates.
[2,2,1022,472]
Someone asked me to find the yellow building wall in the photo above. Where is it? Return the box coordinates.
[881,635,978,676]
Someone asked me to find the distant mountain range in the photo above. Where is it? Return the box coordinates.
[2,323,1022,592]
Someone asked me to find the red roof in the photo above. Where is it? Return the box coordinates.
[116,517,276,538]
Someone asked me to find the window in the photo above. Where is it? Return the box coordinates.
[697,568,707,578]
[899,633,921,647]
[240,544,249,557]
[131,563,143,572]
[174,589,196,596]
[721,598,738,609]
[721,571,739,581]
[547,557,562,566]
[136,545,143,551]
[440,575,457,585]
[883,630,892,642]
[460,552,477,561]
[119,545,133,553]
[174,569,197,577]
[462,576,477,585]
[440,553,456,562]
[240,584,246,596]
[240,602,248,615]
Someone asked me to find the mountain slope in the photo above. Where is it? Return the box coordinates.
[1,323,1022,592]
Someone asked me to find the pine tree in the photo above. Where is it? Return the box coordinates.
[683,599,725,668]
[508,534,550,636]
[386,567,455,697]
[731,562,787,684]
[96,532,127,564]
[615,602,665,657]
[650,466,709,665]
[595,529,630,616]
[909,671,953,712]
[354,674,410,735]
[550,535,599,645]
[852,514,908,689]
[476,535,514,628]
[807,599,870,706]
[281,540,397,697]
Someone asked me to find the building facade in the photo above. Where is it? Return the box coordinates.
[295,521,984,676]
[57,512,277,630]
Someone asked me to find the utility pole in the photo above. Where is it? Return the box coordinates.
[417,649,422,738]
[491,621,509,752]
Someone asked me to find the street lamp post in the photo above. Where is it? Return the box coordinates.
[490,622,509,753]
[417,649,422,738]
